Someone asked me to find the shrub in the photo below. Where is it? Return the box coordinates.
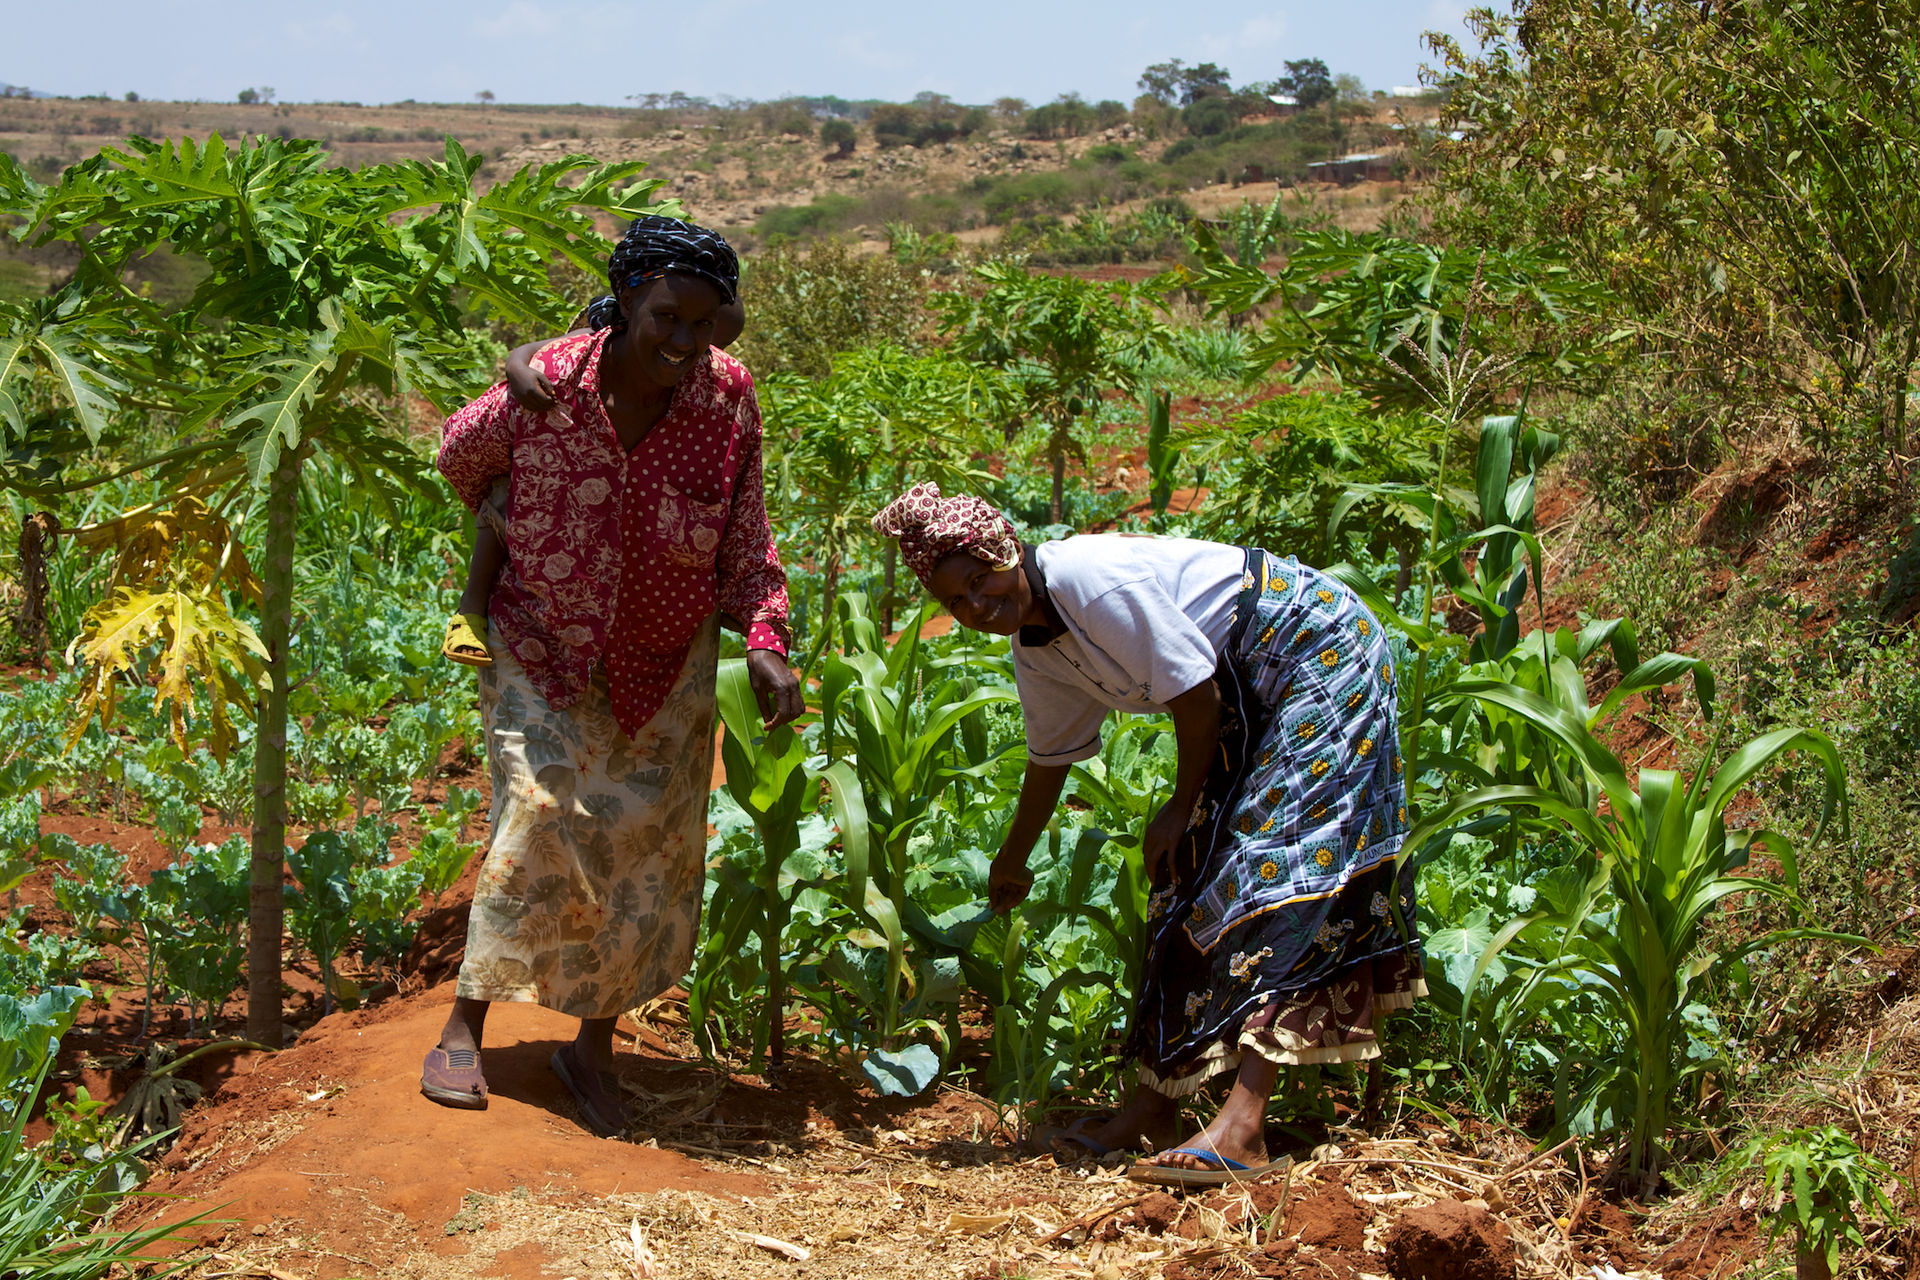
[820,118,856,156]
[871,103,915,148]
[1182,96,1234,137]
[756,193,860,239]
[732,239,926,378]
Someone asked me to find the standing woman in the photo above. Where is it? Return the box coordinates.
[872,483,1422,1186]
[421,218,803,1137]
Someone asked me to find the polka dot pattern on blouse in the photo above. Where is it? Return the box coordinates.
[437,330,789,737]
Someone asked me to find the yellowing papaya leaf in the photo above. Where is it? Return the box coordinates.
[66,584,268,762]
[68,495,262,601]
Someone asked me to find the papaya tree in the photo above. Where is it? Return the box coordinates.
[13,134,678,1044]
[760,342,1003,645]
[937,262,1164,524]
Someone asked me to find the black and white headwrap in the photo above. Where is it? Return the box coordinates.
[584,215,740,330]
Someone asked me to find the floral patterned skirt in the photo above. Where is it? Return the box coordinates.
[1124,553,1424,1098]
[454,617,718,1019]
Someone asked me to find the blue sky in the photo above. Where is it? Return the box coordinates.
[7,1,1474,106]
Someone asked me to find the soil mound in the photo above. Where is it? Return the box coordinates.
[1289,1181,1369,1250]
[1383,1198,1516,1280]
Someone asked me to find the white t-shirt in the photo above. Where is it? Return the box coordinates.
[1011,535,1247,765]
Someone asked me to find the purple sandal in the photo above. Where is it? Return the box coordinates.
[421,1046,488,1109]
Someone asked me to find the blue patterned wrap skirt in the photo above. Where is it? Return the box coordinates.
[1125,551,1423,1097]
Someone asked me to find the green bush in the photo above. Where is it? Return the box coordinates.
[756,193,861,239]
[820,119,856,156]
[732,239,927,378]
[1182,97,1234,137]
[870,104,915,148]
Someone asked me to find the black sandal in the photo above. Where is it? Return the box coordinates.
[549,1044,627,1138]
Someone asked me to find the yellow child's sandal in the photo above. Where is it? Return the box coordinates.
[443,612,493,667]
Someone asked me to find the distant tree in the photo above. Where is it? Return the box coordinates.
[1182,62,1233,104]
[1138,59,1186,107]
[476,89,496,104]
[871,103,915,148]
[1280,59,1334,108]
[1131,94,1175,138]
[1182,95,1234,137]
[992,96,1029,121]
[124,90,139,103]
[820,118,856,156]
[1094,99,1129,128]
[1054,92,1094,137]
[958,106,990,137]
[1334,73,1368,104]
[237,88,260,105]
[912,91,960,121]
[1024,102,1064,139]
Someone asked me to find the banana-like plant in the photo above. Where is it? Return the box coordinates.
[696,658,865,1069]
[1404,678,1856,1192]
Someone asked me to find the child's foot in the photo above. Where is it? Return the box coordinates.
[1061,1088,1182,1156]
[443,612,493,667]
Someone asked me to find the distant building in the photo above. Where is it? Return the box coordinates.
[1266,92,1300,114]
[1306,151,1400,184]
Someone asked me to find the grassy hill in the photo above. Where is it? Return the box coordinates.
[0,91,1432,301]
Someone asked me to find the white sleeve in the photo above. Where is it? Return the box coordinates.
[1013,662,1110,766]
[1075,577,1220,705]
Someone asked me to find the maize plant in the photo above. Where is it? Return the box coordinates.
[1405,679,1856,1192]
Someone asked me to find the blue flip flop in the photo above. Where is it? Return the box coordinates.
[1127,1147,1293,1188]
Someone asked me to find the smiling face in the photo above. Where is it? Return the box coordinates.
[613,273,725,390]
[927,549,1036,636]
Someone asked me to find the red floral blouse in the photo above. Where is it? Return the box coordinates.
[436,330,789,736]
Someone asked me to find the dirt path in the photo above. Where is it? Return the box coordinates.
[142,988,767,1274]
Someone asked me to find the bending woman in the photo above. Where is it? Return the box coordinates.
[872,482,1422,1185]
[422,217,802,1137]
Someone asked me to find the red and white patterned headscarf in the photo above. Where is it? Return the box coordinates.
[871,482,1021,587]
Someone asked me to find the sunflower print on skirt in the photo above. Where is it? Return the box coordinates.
[1124,552,1419,1096]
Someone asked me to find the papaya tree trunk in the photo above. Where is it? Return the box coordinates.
[882,543,898,636]
[15,512,59,662]
[1050,448,1066,526]
[820,551,841,662]
[248,445,302,1047]
[882,460,905,633]
[1795,1243,1832,1280]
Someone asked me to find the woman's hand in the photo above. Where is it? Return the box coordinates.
[745,649,804,730]
[987,851,1035,914]
[985,760,1069,914]
[1142,800,1189,883]
[505,340,561,412]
